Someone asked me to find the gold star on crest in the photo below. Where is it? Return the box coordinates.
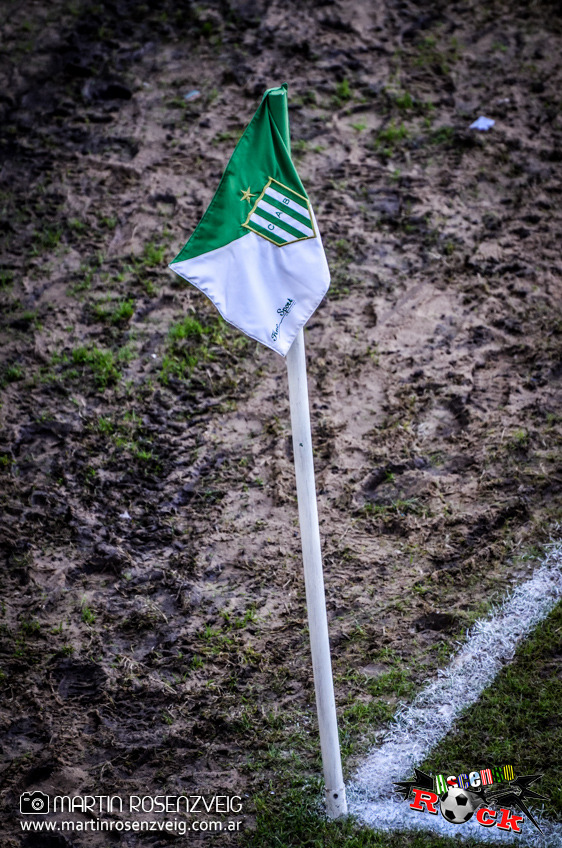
[240,186,256,203]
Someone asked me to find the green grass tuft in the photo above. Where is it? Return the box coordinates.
[3,364,23,384]
[430,126,455,145]
[81,604,96,625]
[333,78,352,107]
[375,121,409,157]
[159,315,223,383]
[141,241,166,267]
[395,91,414,110]
[94,298,135,324]
[97,416,113,435]
[0,269,14,289]
[72,346,119,389]
[33,225,61,254]
[168,316,204,343]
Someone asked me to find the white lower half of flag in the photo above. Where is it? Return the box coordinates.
[169,220,330,356]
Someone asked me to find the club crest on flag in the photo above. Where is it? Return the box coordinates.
[243,178,316,246]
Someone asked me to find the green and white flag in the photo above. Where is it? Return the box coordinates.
[169,83,330,356]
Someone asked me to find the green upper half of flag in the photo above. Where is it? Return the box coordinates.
[171,83,309,263]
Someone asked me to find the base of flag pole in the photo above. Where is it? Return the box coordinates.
[325,784,348,819]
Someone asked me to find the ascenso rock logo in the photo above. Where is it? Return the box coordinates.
[395,766,547,834]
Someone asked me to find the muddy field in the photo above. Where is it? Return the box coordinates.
[2,0,562,845]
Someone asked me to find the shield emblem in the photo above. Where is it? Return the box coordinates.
[243,178,316,246]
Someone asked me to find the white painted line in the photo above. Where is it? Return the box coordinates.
[348,544,562,845]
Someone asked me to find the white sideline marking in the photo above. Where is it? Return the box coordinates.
[348,545,562,845]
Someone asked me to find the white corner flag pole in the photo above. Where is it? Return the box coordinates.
[286,328,347,819]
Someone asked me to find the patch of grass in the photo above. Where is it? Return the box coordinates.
[412,35,459,75]
[0,269,14,289]
[112,414,158,468]
[165,95,187,109]
[141,277,158,296]
[430,125,455,145]
[388,88,435,114]
[336,663,416,757]
[20,618,41,636]
[94,298,135,324]
[69,257,104,295]
[336,79,351,100]
[506,429,529,451]
[332,238,353,260]
[99,215,117,230]
[378,121,409,146]
[133,447,153,461]
[68,218,87,234]
[141,241,166,267]
[200,19,215,38]
[21,310,38,328]
[333,78,352,107]
[159,315,221,384]
[204,87,219,104]
[2,364,23,384]
[341,698,394,732]
[117,342,136,366]
[213,130,234,145]
[421,598,562,821]
[32,225,61,254]
[71,346,119,389]
[395,90,414,110]
[361,498,426,518]
[375,120,409,156]
[159,356,193,383]
[168,316,204,343]
[81,603,96,625]
[221,605,258,631]
[367,667,414,699]
[96,416,113,435]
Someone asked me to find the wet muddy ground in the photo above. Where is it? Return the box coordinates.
[2,0,562,845]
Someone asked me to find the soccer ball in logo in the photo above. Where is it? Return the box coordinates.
[439,787,478,824]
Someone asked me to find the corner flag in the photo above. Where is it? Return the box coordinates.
[168,83,330,356]
[168,84,346,820]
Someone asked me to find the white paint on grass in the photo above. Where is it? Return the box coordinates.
[348,544,562,845]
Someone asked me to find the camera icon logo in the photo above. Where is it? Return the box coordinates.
[20,791,50,815]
